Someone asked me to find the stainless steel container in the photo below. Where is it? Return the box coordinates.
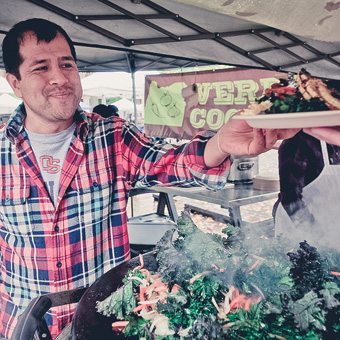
[227,155,259,183]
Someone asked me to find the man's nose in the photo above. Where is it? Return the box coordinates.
[49,67,68,86]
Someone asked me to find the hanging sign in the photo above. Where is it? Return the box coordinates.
[144,67,287,139]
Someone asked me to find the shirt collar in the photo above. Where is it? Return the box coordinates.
[5,103,89,144]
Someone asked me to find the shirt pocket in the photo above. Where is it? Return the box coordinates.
[69,168,117,228]
[0,184,33,235]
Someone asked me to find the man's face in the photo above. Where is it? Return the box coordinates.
[6,31,83,133]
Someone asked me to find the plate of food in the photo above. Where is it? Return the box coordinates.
[232,69,340,129]
[232,110,340,129]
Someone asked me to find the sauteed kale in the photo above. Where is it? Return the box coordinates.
[97,210,340,339]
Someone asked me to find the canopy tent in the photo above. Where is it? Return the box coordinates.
[0,93,21,114]
[79,101,92,112]
[81,72,145,98]
[0,76,14,94]
[114,98,135,112]
[175,0,340,43]
[113,97,144,121]
[114,97,134,121]
[0,0,340,80]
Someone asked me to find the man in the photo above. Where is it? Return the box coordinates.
[0,18,298,338]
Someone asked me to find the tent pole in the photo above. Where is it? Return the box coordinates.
[131,71,138,126]
[127,53,138,126]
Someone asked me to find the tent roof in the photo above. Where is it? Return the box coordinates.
[114,98,135,112]
[176,0,340,43]
[1,0,340,79]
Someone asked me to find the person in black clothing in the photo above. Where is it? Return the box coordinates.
[93,104,119,118]
[273,130,340,247]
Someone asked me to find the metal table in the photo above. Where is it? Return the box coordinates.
[130,183,278,227]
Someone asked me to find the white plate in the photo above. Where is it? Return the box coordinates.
[232,110,340,129]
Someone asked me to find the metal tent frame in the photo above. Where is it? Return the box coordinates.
[1,0,340,79]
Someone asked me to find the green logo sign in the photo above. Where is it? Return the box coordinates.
[145,81,187,127]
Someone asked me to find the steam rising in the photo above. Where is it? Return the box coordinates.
[274,203,340,251]
[156,207,340,302]
[157,210,299,297]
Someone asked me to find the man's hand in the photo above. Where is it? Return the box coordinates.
[204,114,300,167]
[219,117,300,155]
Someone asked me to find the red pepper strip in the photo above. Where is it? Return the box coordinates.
[133,304,148,313]
[244,298,252,312]
[229,295,247,309]
[139,286,148,302]
[137,253,144,270]
[249,259,260,271]
[147,279,166,290]
[112,321,129,331]
[154,287,168,295]
[233,288,240,298]
[135,285,154,313]
[146,281,167,295]
[331,271,340,276]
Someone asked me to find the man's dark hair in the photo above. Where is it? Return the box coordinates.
[2,18,77,80]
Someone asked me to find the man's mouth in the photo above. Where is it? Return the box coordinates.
[50,91,72,99]
[48,87,74,99]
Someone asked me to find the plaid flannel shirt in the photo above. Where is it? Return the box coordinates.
[0,104,230,338]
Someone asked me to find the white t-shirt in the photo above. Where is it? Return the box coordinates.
[26,123,76,206]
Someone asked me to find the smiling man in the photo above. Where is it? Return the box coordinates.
[0,18,298,339]
[5,29,82,133]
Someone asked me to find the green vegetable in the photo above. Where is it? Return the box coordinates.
[96,280,136,319]
[97,211,340,339]
[289,291,325,331]
[123,316,149,338]
[258,94,329,114]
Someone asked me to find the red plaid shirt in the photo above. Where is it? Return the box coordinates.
[0,104,230,338]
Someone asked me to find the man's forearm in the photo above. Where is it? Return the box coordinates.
[204,131,230,167]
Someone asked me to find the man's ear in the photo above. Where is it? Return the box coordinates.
[5,73,23,99]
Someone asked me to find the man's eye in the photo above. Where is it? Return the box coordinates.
[34,66,48,71]
[62,63,74,68]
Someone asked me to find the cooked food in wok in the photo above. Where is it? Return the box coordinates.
[96,210,340,340]
[241,69,340,116]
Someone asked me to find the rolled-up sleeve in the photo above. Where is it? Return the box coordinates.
[181,130,231,189]
[119,122,231,190]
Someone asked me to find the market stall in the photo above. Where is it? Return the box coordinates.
[1,1,340,340]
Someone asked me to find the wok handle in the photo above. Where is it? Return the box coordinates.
[11,287,87,340]
[11,295,52,340]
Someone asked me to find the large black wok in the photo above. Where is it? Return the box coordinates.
[10,252,158,340]
[71,251,158,340]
